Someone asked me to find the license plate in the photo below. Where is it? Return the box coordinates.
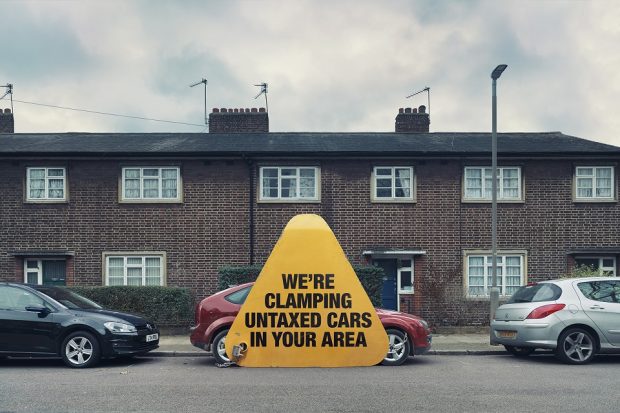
[498,330,517,339]
[146,333,159,342]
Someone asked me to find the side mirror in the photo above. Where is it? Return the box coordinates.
[25,305,51,316]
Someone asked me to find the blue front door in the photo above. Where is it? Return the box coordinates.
[374,259,397,310]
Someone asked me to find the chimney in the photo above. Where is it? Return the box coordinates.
[0,108,14,133]
[395,105,429,133]
[208,107,269,133]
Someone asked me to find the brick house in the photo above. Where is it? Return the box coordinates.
[1,106,619,326]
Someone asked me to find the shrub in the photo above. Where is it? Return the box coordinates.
[217,265,383,306]
[562,264,603,279]
[69,286,194,328]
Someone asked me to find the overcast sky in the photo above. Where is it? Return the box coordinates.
[1,0,619,146]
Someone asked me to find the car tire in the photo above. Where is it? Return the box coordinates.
[61,331,101,368]
[504,345,535,357]
[212,329,231,365]
[555,327,596,365]
[381,329,411,366]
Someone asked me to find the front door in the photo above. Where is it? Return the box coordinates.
[24,259,66,285]
[374,259,397,310]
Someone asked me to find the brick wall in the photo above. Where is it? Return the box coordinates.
[1,156,619,325]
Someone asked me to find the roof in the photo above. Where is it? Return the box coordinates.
[1,131,619,158]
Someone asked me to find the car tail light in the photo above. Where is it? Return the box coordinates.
[526,303,565,319]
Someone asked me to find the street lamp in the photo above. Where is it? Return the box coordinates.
[490,64,507,325]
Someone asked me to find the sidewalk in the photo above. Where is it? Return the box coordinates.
[151,333,505,357]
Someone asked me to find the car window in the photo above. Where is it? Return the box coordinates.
[507,283,562,303]
[36,287,102,310]
[577,280,620,303]
[0,286,49,310]
[225,286,252,304]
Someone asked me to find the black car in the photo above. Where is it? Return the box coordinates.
[0,283,159,368]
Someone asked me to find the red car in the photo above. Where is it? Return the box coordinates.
[190,282,432,366]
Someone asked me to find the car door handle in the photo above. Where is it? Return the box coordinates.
[590,305,605,310]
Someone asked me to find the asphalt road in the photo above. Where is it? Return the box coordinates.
[1,353,619,412]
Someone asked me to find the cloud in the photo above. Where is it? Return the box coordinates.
[0,0,618,146]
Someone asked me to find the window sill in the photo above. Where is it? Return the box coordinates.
[24,200,68,204]
[572,199,617,203]
[258,199,321,204]
[371,199,416,204]
[461,199,524,204]
[119,199,183,204]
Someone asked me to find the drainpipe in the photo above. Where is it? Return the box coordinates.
[244,156,255,265]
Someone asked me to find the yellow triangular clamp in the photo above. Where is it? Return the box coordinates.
[226,214,388,367]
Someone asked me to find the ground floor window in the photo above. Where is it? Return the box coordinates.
[104,253,166,286]
[574,257,616,276]
[465,252,526,297]
[23,259,66,285]
[398,259,414,294]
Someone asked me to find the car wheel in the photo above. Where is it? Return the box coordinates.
[381,329,411,366]
[212,330,231,364]
[556,328,596,365]
[61,331,101,368]
[504,345,535,357]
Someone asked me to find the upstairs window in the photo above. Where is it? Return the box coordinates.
[372,167,414,201]
[26,167,67,201]
[464,167,522,201]
[259,167,319,201]
[122,167,180,202]
[575,166,614,201]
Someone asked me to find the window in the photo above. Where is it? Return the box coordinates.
[575,166,614,200]
[104,254,165,286]
[24,259,67,285]
[225,286,252,304]
[26,167,67,201]
[463,167,521,201]
[398,259,414,294]
[122,167,180,201]
[0,285,50,311]
[372,167,414,201]
[259,167,319,201]
[578,280,620,303]
[575,257,616,276]
[466,253,525,297]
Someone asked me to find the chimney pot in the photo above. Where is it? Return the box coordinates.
[234,108,239,113]
[251,108,257,113]
[259,107,266,113]
[0,108,15,133]
[212,108,220,113]
[221,108,228,113]
[245,108,250,113]
[394,106,429,133]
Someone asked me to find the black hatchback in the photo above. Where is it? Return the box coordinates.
[0,283,159,368]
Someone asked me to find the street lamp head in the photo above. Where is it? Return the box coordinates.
[491,64,508,80]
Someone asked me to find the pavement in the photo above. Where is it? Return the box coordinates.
[151,332,505,357]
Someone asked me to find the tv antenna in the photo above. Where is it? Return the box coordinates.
[254,82,268,112]
[0,83,14,112]
[189,78,208,127]
[406,86,430,115]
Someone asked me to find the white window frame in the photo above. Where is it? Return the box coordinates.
[121,167,181,202]
[26,167,67,202]
[372,166,415,202]
[464,251,526,298]
[574,256,617,276]
[103,253,166,286]
[397,259,414,294]
[23,258,66,285]
[463,166,522,202]
[574,166,615,201]
[259,166,320,202]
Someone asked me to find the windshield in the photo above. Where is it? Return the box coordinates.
[507,283,562,304]
[37,287,102,310]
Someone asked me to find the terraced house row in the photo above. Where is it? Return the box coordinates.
[1,106,619,325]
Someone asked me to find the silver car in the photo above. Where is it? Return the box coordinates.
[491,277,620,364]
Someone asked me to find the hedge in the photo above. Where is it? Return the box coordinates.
[69,286,194,328]
[218,265,384,306]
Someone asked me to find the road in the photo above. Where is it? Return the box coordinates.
[1,353,618,412]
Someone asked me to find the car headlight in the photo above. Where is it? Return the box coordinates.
[104,321,137,333]
[418,319,429,330]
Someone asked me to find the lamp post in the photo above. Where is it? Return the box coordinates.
[490,64,507,324]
